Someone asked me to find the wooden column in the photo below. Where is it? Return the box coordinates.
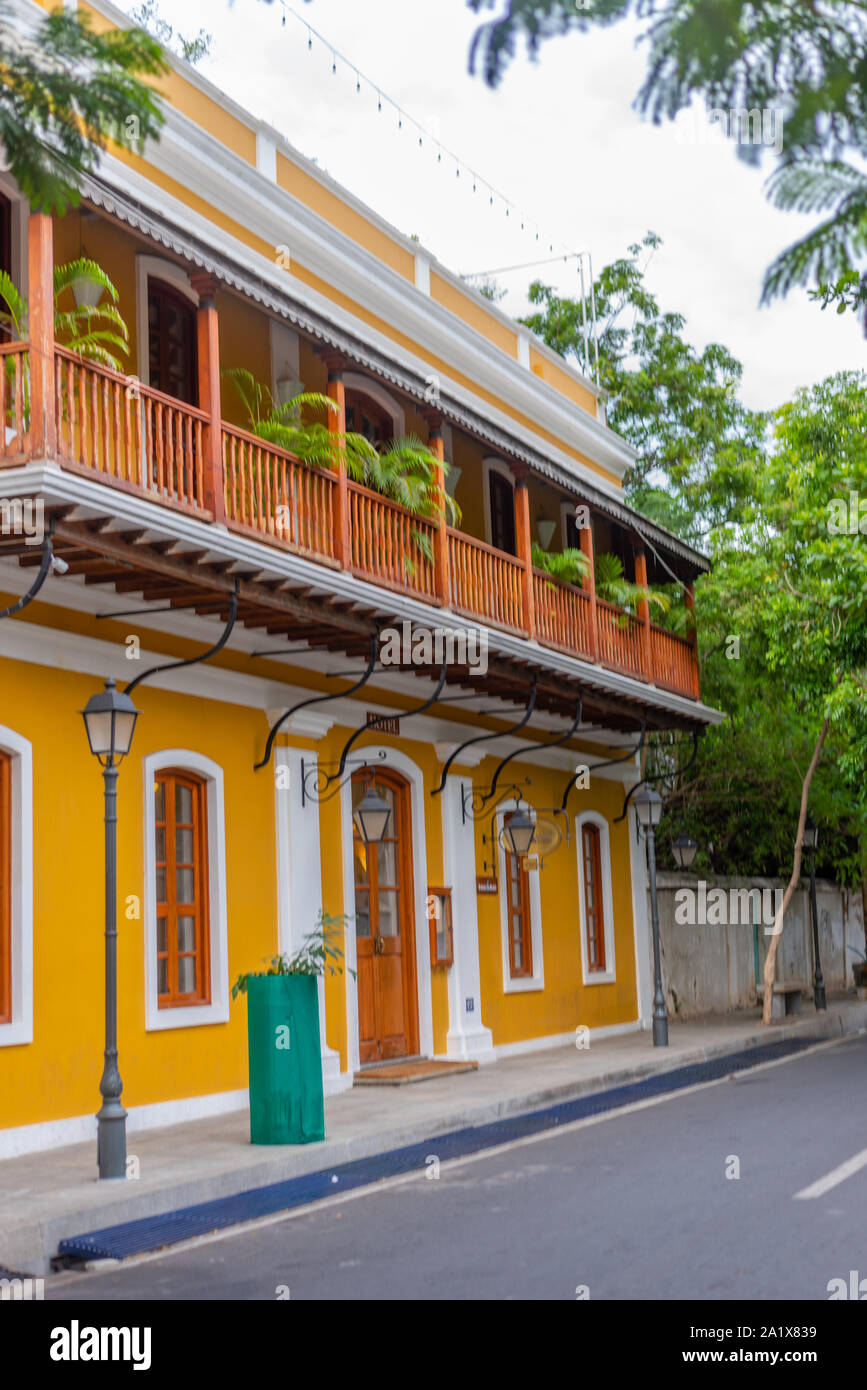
[27,212,56,458]
[190,272,225,521]
[511,465,536,640]
[427,417,451,608]
[578,505,599,662]
[685,581,700,699]
[324,357,350,569]
[634,548,655,684]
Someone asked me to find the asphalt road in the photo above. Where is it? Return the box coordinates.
[46,1034,867,1301]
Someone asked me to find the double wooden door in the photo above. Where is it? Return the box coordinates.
[352,771,417,1064]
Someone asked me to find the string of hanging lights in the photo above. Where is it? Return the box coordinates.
[276,0,565,258]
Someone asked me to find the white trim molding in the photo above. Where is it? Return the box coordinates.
[496,800,544,994]
[142,749,230,1031]
[339,745,434,1073]
[0,725,33,1048]
[441,775,495,1063]
[341,372,406,440]
[575,810,617,985]
[274,748,347,1094]
[493,1017,640,1060]
[135,253,199,386]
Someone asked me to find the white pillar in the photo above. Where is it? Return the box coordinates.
[441,775,496,1063]
[275,747,345,1092]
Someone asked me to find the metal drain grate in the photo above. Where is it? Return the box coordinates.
[58,1034,820,1263]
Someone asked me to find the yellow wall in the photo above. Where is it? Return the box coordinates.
[0,657,277,1131]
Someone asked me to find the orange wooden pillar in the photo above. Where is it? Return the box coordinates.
[577,504,599,662]
[634,548,655,685]
[427,416,451,608]
[325,356,350,569]
[27,212,56,458]
[511,465,536,640]
[190,272,225,521]
[685,581,700,699]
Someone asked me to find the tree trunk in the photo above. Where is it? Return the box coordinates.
[762,718,829,1025]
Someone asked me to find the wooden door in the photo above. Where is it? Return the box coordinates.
[352,772,417,1063]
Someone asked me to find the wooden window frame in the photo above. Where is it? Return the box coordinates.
[581,822,606,973]
[155,768,211,1008]
[147,278,198,406]
[0,752,10,1023]
[504,813,533,979]
[427,886,454,969]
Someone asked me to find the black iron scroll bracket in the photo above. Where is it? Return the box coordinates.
[300,750,388,807]
[431,676,539,799]
[124,578,239,697]
[614,727,701,824]
[560,712,648,812]
[0,523,58,620]
[255,628,381,772]
[473,697,583,814]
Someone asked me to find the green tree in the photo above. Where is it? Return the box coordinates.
[130,1,213,65]
[521,232,765,543]
[0,1,166,213]
[465,1,867,316]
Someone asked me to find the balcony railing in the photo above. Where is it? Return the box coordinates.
[2,340,701,701]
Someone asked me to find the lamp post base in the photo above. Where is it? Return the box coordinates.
[814,983,827,1012]
[96,1100,127,1181]
[652,1015,669,1048]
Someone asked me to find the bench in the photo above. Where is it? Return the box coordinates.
[757,982,805,1020]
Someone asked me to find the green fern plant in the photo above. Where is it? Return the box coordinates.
[531,542,589,587]
[595,551,670,620]
[762,159,867,307]
[0,259,129,371]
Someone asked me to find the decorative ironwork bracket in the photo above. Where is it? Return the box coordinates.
[0,526,58,620]
[474,697,583,813]
[614,727,701,824]
[300,750,387,807]
[560,713,648,812]
[255,629,381,772]
[431,676,539,798]
[124,578,239,696]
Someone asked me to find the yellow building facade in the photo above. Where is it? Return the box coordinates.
[0,0,720,1155]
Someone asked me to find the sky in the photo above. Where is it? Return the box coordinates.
[120,0,865,411]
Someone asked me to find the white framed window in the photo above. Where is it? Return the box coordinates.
[143,750,229,1031]
[0,725,33,1048]
[495,802,544,993]
[575,810,617,985]
[482,457,516,551]
[135,254,199,388]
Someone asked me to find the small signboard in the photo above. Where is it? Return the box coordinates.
[476,876,498,895]
[365,712,400,736]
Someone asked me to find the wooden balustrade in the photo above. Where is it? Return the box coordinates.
[348,482,437,599]
[595,597,646,680]
[223,423,337,560]
[54,347,209,513]
[650,623,700,700]
[26,338,702,700]
[532,569,594,659]
[0,343,29,460]
[448,529,525,632]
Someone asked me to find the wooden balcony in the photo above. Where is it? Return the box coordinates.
[3,341,701,702]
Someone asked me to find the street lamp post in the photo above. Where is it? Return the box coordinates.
[81,678,140,1180]
[633,785,667,1047]
[803,812,826,1012]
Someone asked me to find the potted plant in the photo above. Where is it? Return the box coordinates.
[232,910,350,1145]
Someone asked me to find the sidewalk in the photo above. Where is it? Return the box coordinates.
[4,1000,865,1275]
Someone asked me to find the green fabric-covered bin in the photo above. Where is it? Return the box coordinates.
[246,974,325,1145]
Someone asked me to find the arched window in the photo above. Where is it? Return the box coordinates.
[0,750,10,1022]
[581,822,607,973]
[147,279,198,405]
[154,769,210,1006]
[345,389,394,449]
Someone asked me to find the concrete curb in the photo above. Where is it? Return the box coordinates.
[6,1004,866,1275]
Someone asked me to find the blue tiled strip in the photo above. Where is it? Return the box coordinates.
[58,1035,820,1262]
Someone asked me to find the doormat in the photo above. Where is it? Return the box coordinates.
[353,1059,479,1086]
